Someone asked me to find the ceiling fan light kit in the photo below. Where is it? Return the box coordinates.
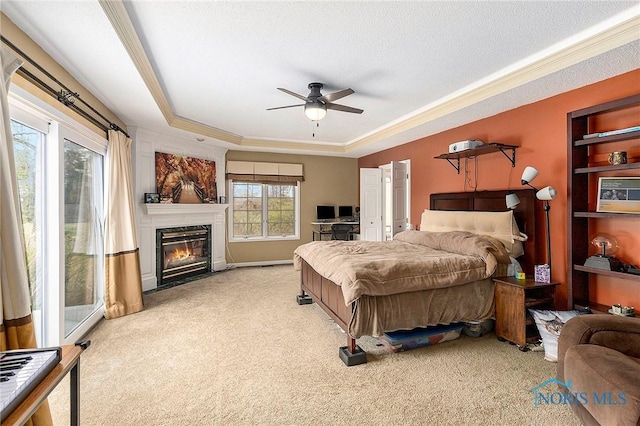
[304,102,327,121]
[268,82,363,121]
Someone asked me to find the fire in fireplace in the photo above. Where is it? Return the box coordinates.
[156,225,211,287]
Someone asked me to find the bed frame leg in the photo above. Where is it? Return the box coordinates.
[339,337,367,366]
[296,291,313,305]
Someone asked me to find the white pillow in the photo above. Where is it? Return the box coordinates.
[527,309,589,362]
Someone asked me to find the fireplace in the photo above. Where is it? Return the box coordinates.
[156,225,211,287]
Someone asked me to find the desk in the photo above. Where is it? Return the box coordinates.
[2,342,89,426]
[310,221,359,241]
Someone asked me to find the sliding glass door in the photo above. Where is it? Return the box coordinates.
[63,139,104,336]
[10,96,106,346]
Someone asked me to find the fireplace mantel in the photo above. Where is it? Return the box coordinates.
[143,203,228,215]
[133,127,229,292]
[138,202,228,291]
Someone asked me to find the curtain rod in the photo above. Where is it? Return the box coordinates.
[1,36,130,138]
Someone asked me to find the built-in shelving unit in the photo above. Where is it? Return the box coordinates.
[435,143,518,174]
[567,94,640,311]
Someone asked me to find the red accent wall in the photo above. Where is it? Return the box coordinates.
[358,69,640,310]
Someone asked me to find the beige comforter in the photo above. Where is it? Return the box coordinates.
[293,230,511,306]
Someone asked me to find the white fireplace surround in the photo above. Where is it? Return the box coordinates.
[133,127,228,291]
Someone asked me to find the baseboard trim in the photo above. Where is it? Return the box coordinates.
[228,260,293,268]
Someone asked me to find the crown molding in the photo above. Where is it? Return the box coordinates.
[345,12,640,153]
[101,1,639,155]
[99,1,173,122]
[239,137,347,153]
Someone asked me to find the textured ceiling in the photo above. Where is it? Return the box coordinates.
[2,1,639,157]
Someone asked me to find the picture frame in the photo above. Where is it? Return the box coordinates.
[144,193,160,204]
[219,196,227,204]
[596,177,640,214]
[155,152,217,204]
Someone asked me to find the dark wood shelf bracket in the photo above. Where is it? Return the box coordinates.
[496,145,516,168]
[445,157,461,174]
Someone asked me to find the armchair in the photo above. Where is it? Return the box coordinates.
[557,315,640,426]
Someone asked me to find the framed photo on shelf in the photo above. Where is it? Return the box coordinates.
[144,193,160,204]
[596,177,640,214]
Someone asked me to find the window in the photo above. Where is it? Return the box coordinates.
[10,90,106,347]
[229,180,299,241]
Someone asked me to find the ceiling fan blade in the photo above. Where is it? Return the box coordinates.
[318,88,354,103]
[266,104,305,111]
[326,103,363,114]
[277,88,308,101]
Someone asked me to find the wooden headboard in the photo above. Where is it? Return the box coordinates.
[430,189,537,273]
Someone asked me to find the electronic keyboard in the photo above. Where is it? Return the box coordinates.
[0,347,62,419]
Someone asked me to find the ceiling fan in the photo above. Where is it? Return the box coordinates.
[267,82,363,120]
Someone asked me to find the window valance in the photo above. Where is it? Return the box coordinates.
[226,161,304,183]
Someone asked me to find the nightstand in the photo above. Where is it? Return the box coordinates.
[493,276,560,351]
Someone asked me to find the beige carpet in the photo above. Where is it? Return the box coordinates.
[48,265,579,425]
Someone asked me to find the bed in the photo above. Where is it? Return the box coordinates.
[294,189,537,366]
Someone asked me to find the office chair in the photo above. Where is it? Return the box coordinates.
[331,224,353,241]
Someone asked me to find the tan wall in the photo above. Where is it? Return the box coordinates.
[225,151,358,264]
[1,13,126,137]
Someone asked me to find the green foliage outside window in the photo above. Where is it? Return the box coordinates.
[232,182,296,238]
[11,121,39,308]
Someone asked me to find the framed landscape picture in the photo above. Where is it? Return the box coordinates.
[155,152,217,204]
[596,177,640,214]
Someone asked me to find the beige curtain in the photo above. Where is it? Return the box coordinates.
[0,47,54,425]
[104,129,143,319]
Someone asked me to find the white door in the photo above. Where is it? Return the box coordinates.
[359,168,383,241]
[390,161,408,238]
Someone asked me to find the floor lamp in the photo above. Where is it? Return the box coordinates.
[520,166,557,276]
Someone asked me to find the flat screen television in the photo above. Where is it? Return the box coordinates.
[338,205,353,218]
[316,205,335,220]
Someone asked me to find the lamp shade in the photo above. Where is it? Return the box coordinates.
[521,166,538,185]
[536,186,557,201]
[505,193,520,210]
[304,102,327,120]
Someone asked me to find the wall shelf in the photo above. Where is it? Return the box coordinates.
[573,211,640,219]
[573,265,640,282]
[574,163,640,174]
[574,130,640,146]
[435,143,518,174]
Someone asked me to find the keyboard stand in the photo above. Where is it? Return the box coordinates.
[2,342,89,426]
